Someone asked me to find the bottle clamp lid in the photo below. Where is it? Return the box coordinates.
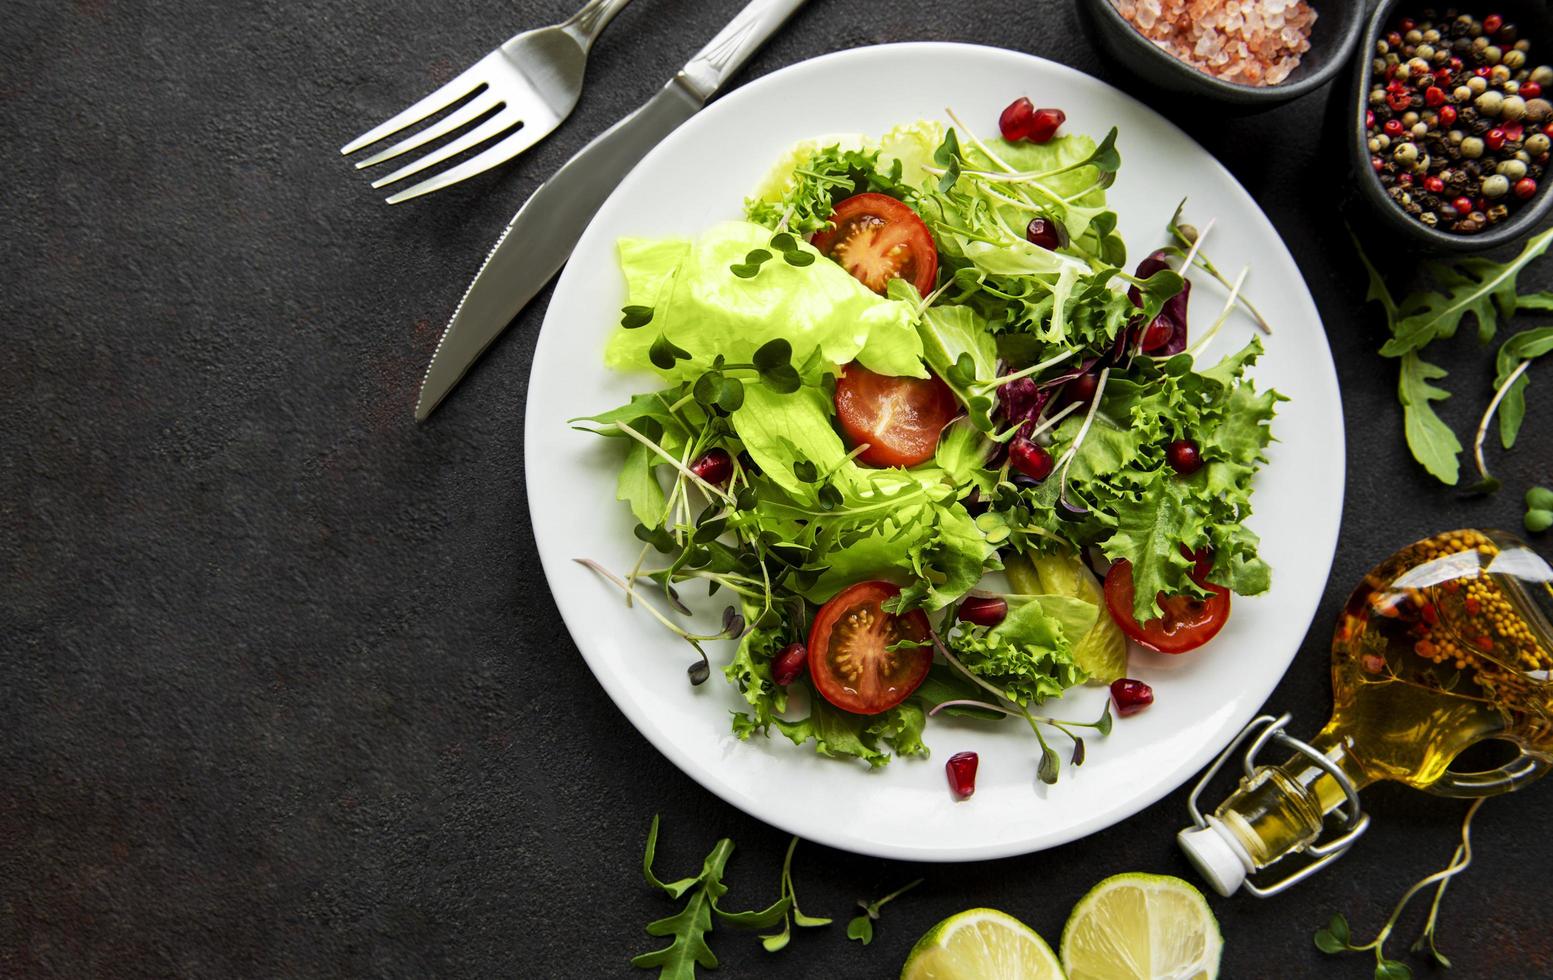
[1178,713,1371,898]
[1177,817,1254,897]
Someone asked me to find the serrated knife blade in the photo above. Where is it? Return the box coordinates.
[415,0,811,422]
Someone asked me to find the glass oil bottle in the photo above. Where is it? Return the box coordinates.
[1179,530,1553,896]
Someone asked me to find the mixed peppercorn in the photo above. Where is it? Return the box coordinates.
[1367,10,1552,234]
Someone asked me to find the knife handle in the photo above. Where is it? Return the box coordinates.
[678,0,810,101]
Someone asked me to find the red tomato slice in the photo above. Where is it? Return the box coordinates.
[810,192,939,296]
[834,362,958,468]
[807,581,933,715]
[1103,559,1231,654]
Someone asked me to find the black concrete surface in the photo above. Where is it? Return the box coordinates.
[5,1,1553,977]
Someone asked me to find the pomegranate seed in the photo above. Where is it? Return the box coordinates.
[1523,81,1543,99]
[1487,128,1508,151]
[1425,86,1446,107]
[1438,105,1457,126]
[1140,317,1173,351]
[1025,216,1067,250]
[946,751,979,800]
[1009,438,1054,482]
[1383,119,1404,137]
[1484,14,1503,35]
[1026,108,1066,143]
[1516,178,1538,199]
[999,97,1035,141]
[959,595,1009,627]
[1059,371,1100,409]
[1425,176,1445,193]
[1453,196,1473,214]
[1110,678,1154,716]
[1167,438,1203,475]
[690,448,732,485]
[771,642,808,686]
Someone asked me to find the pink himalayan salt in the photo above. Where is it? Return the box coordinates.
[1112,0,1317,86]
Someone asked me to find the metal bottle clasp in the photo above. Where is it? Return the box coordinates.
[1186,713,1371,897]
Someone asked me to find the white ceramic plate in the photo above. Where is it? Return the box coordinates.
[525,43,1343,861]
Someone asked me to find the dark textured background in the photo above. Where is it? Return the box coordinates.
[5,1,1553,977]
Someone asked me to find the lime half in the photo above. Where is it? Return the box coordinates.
[1060,873,1221,980]
[902,908,1065,980]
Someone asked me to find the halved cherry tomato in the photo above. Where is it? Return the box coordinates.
[810,192,939,296]
[1103,559,1230,654]
[834,362,958,468]
[807,581,933,715]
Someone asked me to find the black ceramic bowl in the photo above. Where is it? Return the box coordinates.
[1077,0,1367,108]
[1350,0,1553,252]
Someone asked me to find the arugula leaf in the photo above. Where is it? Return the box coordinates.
[634,817,793,980]
[1398,352,1462,485]
[759,838,832,953]
[1381,228,1553,356]
[1494,327,1553,448]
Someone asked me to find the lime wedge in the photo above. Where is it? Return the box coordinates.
[902,908,1065,980]
[1060,873,1222,980]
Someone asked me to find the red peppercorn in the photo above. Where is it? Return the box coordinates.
[1026,107,1066,143]
[771,642,808,686]
[1453,196,1473,214]
[1388,93,1413,112]
[1387,31,1403,47]
[1478,196,1489,211]
[1397,173,1413,187]
[1425,86,1446,107]
[1373,156,1386,173]
[1367,109,1376,128]
[1476,66,1493,78]
[1487,128,1508,151]
[946,751,978,800]
[1484,14,1503,35]
[1543,123,1553,138]
[1399,17,1415,31]
[999,97,1035,141]
[1166,439,1203,475]
[1384,118,1404,136]
[1450,56,1463,70]
[1434,68,1453,84]
[1504,122,1525,142]
[1438,105,1458,126]
[690,448,733,485]
[1523,81,1543,99]
[958,595,1009,627]
[1516,177,1538,199]
[1425,176,1445,193]
[1110,678,1154,717]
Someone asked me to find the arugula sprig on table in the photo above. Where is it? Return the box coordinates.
[1356,228,1553,489]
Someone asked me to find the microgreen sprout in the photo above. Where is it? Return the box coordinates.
[847,878,923,945]
[759,837,832,953]
[1168,200,1270,334]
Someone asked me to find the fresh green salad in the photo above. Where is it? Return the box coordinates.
[574,104,1281,785]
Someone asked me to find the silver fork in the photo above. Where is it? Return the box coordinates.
[341,0,635,204]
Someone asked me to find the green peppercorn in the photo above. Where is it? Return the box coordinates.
[1486,45,1504,65]
[1490,64,1513,84]
[1498,158,1529,179]
[1455,85,1473,101]
[1483,174,1512,198]
[1502,95,1528,121]
[1533,66,1553,86]
[1469,76,1489,95]
[1503,49,1527,70]
[1462,136,1486,158]
[1526,98,1553,123]
[1477,90,1506,116]
[1395,142,1420,165]
[1526,133,1551,155]
[1402,111,1421,126]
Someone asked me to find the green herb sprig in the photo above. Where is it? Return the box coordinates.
[846,878,922,945]
[759,837,832,952]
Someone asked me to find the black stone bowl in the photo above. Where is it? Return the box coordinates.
[1350,0,1553,253]
[1076,0,1366,108]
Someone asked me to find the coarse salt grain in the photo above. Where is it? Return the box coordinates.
[1113,0,1316,87]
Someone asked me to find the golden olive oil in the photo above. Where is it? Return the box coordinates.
[1210,530,1553,873]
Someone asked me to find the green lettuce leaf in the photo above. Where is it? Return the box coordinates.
[949,594,1089,706]
[774,697,927,768]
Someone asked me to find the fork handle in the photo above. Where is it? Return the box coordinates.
[678,0,811,102]
[561,0,635,49]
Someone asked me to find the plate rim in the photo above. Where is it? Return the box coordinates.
[523,40,1347,861]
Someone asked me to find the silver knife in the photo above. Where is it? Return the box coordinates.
[416,0,812,421]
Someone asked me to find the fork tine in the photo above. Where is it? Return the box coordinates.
[352,93,503,170]
[339,58,493,156]
[369,111,524,189]
[384,121,554,204]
